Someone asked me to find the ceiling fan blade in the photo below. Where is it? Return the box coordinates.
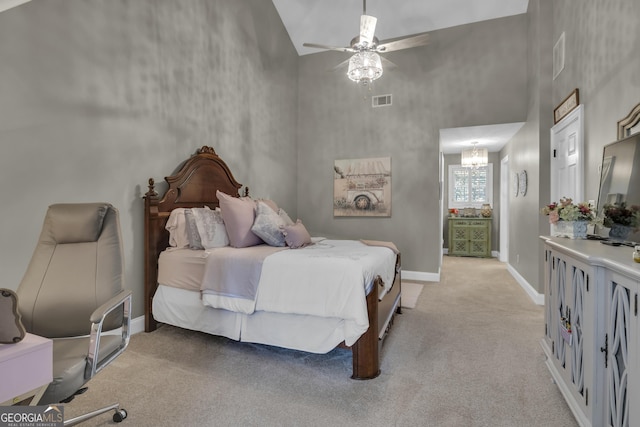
[303,42,356,53]
[330,58,351,72]
[360,15,377,44]
[380,56,397,70]
[376,32,430,53]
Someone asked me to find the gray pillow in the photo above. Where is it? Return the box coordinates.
[251,201,286,247]
[184,209,204,249]
[278,208,295,226]
[191,206,229,249]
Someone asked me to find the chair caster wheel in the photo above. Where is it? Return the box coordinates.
[113,409,127,423]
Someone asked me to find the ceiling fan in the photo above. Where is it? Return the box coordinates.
[303,0,430,85]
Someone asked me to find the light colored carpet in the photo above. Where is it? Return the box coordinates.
[400,281,424,308]
[63,256,577,426]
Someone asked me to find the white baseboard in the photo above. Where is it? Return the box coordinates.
[506,263,544,305]
[131,315,145,335]
[403,269,440,282]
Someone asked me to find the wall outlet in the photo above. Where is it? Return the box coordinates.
[517,254,520,264]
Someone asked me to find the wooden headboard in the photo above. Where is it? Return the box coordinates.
[143,146,246,332]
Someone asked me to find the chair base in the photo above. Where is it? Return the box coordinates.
[64,403,127,426]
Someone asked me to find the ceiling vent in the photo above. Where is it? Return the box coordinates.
[372,94,392,108]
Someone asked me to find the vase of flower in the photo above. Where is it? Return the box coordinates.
[542,197,594,239]
[552,220,589,239]
[608,223,633,241]
[602,202,639,241]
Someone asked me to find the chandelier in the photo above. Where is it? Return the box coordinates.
[347,51,383,85]
[461,143,488,168]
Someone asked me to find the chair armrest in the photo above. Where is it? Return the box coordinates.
[86,290,132,379]
[89,290,132,324]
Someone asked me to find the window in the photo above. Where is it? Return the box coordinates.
[448,164,493,209]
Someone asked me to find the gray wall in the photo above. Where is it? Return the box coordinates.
[0,0,299,317]
[505,0,640,294]
[296,16,528,274]
[553,0,640,202]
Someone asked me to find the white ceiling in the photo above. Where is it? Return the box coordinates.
[0,0,31,13]
[272,0,529,56]
[272,0,529,153]
[440,123,525,155]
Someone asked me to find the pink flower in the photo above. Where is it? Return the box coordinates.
[549,211,560,224]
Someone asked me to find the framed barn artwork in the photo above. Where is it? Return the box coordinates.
[333,157,391,217]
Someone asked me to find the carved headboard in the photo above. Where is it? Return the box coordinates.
[143,146,246,331]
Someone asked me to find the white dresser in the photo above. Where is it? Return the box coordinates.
[541,236,640,427]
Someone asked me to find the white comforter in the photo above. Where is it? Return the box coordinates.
[201,239,397,346]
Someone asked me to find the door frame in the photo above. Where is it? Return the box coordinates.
[500,154,509,263]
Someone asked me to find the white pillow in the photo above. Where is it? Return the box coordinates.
[165,208,190,248]
[191,206,230,249]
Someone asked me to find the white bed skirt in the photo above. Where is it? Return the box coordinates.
[152,285,351,354]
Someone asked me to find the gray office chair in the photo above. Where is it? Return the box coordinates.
[16,203,131,425]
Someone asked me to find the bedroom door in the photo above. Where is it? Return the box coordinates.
[550,105,584,204]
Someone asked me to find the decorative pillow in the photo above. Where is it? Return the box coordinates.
[191,206,229,249]
[165,208,190,248]
[282,220,312,249]
[217,190,263,248]
[183,209,204,250]
[278,208,295,226]
[251,201,286,247]
[258,199,279,213]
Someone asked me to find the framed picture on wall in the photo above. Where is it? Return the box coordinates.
[333,157,391,217]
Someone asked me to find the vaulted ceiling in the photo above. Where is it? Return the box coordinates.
[272,0,529,56]
[272,0,530,153]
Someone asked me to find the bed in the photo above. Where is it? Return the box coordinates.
[143,146,402,379]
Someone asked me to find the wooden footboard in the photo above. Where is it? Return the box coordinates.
[350,254,401,380]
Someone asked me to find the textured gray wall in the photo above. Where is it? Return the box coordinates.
[501,0,553,293]
[552,0,640,201]
[296,16,528,274]
[505,0,640,294]
[0,0,298,317]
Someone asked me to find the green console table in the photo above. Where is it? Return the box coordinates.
[448,217,492,258]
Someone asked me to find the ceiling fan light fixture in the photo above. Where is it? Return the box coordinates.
[347,51,383,85]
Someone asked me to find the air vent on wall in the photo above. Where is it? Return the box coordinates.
[372,94,392,108]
